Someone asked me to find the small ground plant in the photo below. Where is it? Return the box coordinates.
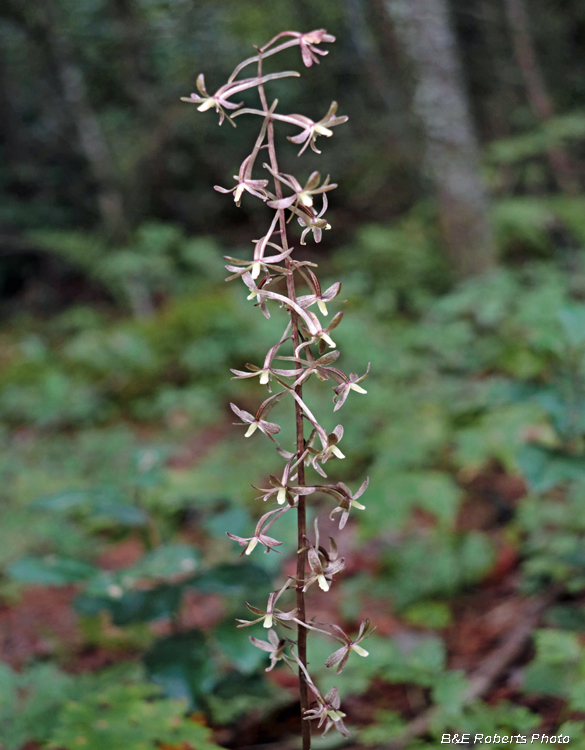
[183,29,371,747]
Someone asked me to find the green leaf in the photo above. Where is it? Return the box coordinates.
[416,472,462,527]
[457,700,539,737]
[569,679,585,711]
[558,305,585,348]
[518,444,585,492]
[533,629,582,664]
[131,447,166,488]
[89,501,148,526]
[7,555,97,585]
[431,670,469,718]
[559,721,585,750]
[380,532,493,609]
[544,605,585,631]
[33,490,90,512]
[203,507,251,539]
[191,562,272,597]
[361,470,462,534]
[213,620,267,674]
[144,630,216,710]
[76,584,184,626]
[523,662,571,697]
[33,487,148,527]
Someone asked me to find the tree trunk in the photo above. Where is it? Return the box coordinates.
[503,0,579,195]
[382,0,497,278]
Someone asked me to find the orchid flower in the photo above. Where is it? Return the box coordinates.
[304,685,350,738]
[329,477,369,530]
[227,506,288,556]
[249,629,289,671]
[252,452,315,506]
[230,391,285,440]
[296,268,342,315]
[231,328,298,391]
[265,165,337,212]
[214,153,269,205]
[297,311,344,356]
[286,101,348,155]
[301,520,345,592]
[325,619,375,674]
[293,193,332,244]
[233,101,347,156]
[332,363,371,411]
[306,425,345,478]
[224,214,293,281]
[241,272,322,336]
[225,29,335,85]
[237,579,298,628]
[181,70,299,126]
[214,100,277,204]
[276,349,343,389]
[289,651,351,738]
[262,29,336,68]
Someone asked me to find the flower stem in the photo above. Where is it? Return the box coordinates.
[257,51,311,750]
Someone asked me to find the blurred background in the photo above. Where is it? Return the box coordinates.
[3,0,585,748]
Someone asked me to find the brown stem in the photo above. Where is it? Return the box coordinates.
[256,54,311,750]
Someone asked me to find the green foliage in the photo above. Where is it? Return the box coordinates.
[403,601,453,628]
[7,554,98,585]
[6,217,585,743]
[0,663,74,750]
[308,631,448,698]
[29,225,226,313]
[360,710,408,746]
[487,111,585,168]
[333,213,449,316]
[518,445,585,491]
[377,532,493,609]
[522,629,585,706]
[49,683,222,750]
